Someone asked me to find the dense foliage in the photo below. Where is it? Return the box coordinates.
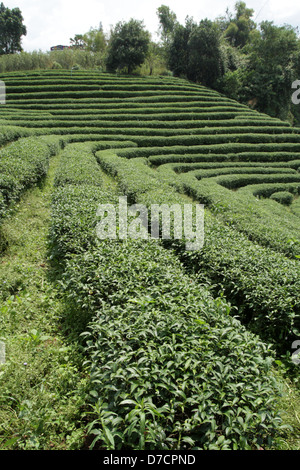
[49,142,285,450]
[105,19,150,74]
[0,2,27,55]
[1,69,300,449]
[1,2,300,122]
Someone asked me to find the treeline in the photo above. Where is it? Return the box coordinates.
[1,2,300,123]
[158,3,300,124]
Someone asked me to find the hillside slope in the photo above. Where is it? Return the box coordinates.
[0,70,299,450]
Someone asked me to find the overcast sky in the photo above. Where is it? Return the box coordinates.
[2,0,300,52]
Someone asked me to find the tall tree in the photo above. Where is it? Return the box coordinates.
[245,21,299,120]
[167,17,224,88]
[70,34,86,48]
[188,19,223,86]
[84,24,107,53]
[105,19,150,74]
[0,2,27,55]
[222,1,257,48]
[156,5,177,46]
[167,18,196,78]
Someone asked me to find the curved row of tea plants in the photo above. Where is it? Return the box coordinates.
[95,149,300,349]
[49,141,285,450]
[0,134,62,222]
[1,69,300,449]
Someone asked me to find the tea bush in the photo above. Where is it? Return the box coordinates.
[270,191,294,205]
[0,135,62,220]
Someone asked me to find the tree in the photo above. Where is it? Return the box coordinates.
[144,41,166,75]
[0,2,27,55]
[105,19,150,74]
[245,21,300,120]
[188,19,223,87]
[70,25,107,57]
[156,5,177,46]
[70,34,86,49]
[167,17,196,78]
[221,1,257,48]
[84,24,107,53]
[167,17,224,88]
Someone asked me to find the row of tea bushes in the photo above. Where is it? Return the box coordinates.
[4,119,299,140]
[0,124,37,146]
[174,172,300,258]
[156,160,300,173]
[238,182,300,199]
[205,172,300,190]
[0,135,62,221]
[49,140,285,450]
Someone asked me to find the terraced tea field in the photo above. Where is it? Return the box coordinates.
[0,69,300,450]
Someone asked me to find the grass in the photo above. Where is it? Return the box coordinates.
[0,153,88,450]
[277,379,300,449]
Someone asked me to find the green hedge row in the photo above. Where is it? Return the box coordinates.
[186,166,297,180]
[2,71,180,80]
[49,144,284,450]
[96,152,173,203]
[5,105,256,120]
[5,97,265,110]
[238,181,300,198]
[61,137,137,149]
[208,172,300,190]
[5,77,191,86]
[66,239,284,450]
[6,83,216,94]
[53,142,108,188]
[0,125,38,146]
[156,160,300,174]
[291,197,300,217]
[20,126,147,138]
[7,89,223,101]
[35,133,299,153]
[148,152,300,165]
[176,172,300,257]
[270,191,294,205]
[53,139,136,172]
[5,98,277,111]
[4,119,297,139]
[118,143,300,160]
[131,134,300,147]
[5,94,240,107]
[47,103,259,113]
[0,135,62,221]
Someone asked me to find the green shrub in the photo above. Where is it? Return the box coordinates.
[51,61,62,69]
[0,135,62,221]
[0,125,35,146]
[54,142,104,187]
[210,173,300,190]
[148,151,300,165]
[178,173,300,257]
[270,191,294,205]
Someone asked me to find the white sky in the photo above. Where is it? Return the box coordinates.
[2,0,300,52]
